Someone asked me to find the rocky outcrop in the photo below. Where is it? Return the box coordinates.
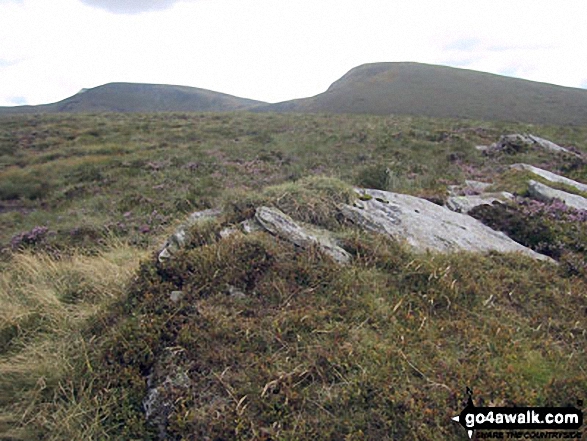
[254,206,351,264]
[158,188,554,265]
[511,164,587,193]
[446,192,514,214]
[527,180,587,211]
[158,208,222,262]
[341,189,550,261]
[483,134,575,155]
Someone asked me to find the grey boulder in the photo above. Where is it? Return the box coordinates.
[527,180,587,211]
[511,164,587,193]
[341,189,551,261]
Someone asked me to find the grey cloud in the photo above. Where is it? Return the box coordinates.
[79,0,182,14]
[581,80,587,90]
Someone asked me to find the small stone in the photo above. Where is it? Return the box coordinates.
[219,227,238,238]
[170,291,183,303]
[227,285,246,299]
[241,218,263,234]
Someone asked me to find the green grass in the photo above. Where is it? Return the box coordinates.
[0,112,586,439]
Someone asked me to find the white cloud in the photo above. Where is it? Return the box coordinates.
[1,0,586,106]
[79,0,182,14]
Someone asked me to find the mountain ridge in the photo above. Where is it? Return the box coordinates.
[2,63,587,125]
[254,62,587,125]
[0,82,266,114]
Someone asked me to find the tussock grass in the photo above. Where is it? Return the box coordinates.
[0,241,146,440]
[223,176,356,230]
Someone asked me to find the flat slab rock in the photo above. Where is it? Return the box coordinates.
[341,188,550,261]
[528,180,587,211]
[255,206,351,264]
[511,164,587,193]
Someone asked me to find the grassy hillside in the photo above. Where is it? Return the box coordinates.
[0,83,265,114]
[257,63,587,126]
[0,112,586,439]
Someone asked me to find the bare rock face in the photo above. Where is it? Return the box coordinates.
[254,206,351,264]
[527,180,587,211]
[341,189,551,261]
[446,192,514,214]
[511,164,587,193]
[158,208,222,262]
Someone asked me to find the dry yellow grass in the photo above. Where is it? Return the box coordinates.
[0,241,147,439]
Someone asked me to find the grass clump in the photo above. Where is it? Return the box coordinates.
[0,241,146,440]
[223,175,356,231]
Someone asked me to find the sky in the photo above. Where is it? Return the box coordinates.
[0,0,586,106]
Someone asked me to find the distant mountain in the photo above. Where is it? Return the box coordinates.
[0,83,265,114]
[255,62,587,125]
[2,64,587,125]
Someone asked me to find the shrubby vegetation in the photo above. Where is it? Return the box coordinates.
[0,112,586,439]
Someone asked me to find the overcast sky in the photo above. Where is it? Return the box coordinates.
[1,0,586,106]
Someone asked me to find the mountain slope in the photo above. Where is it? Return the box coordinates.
[0,83,265,114]
[257,62,587,125]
